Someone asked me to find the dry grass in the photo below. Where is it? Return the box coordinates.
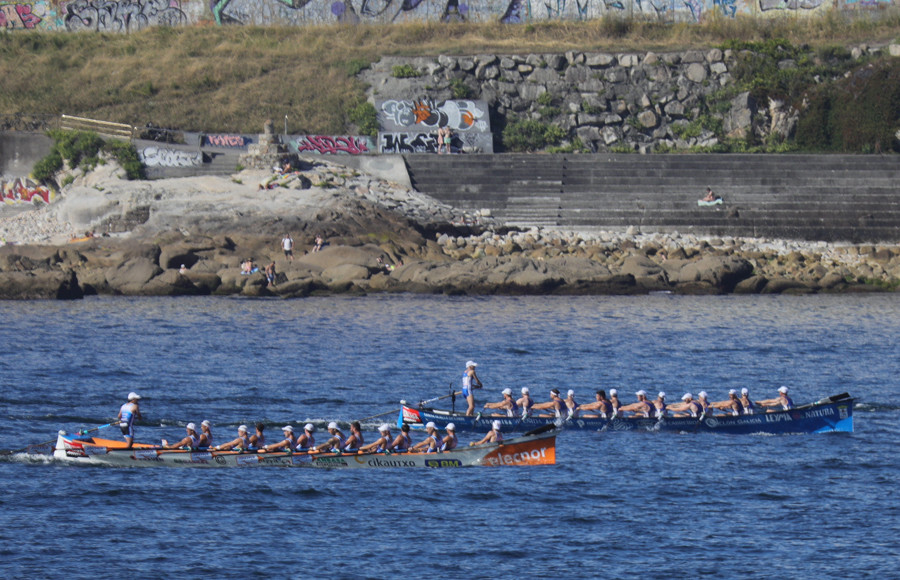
[0,15,898,133]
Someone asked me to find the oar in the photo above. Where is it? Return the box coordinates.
[1,422,116,456]
[358,389,463,424]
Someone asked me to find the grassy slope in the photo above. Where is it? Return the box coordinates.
[0,16,898,134]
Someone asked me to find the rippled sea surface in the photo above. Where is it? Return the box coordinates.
[1,294,898,579]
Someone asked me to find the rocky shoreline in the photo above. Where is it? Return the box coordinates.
[1,159,898,299]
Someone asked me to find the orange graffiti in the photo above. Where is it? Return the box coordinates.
[1,177,54,204]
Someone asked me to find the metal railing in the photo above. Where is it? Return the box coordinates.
[58,115,134,140]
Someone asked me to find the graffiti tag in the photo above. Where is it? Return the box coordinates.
[203,134,248,148]
[1,178,53,205]
[138,146,202,168]
[294,135,370,155]
[0,3,42,28]
[379,99,488,132]
[379,132,441,154]
[64,0,188,32]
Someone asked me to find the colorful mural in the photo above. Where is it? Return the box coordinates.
[138,146,203,167]
[289,135,374,155]
[1,177,54,205]
[3,0,884,30]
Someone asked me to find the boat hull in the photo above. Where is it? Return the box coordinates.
[399,394,854,435]
[49,430,556,468]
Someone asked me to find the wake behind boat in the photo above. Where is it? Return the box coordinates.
[35,427,556,469]
[399,393,854,434]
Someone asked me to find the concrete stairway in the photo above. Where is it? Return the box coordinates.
[404,153,900,242]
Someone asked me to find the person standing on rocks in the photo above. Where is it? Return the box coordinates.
[282,234,294,262]
[265,262,277,287]
[461,360,482,416]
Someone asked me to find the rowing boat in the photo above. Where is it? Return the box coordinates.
[399,393,854,434]
[40,428,556,468]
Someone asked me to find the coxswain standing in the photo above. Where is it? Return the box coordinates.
[212,425,251,451]
[117,392,142,449]
[162,423,201,449]
[462,360,483,416]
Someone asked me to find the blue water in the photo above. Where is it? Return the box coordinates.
[1,294,898,579]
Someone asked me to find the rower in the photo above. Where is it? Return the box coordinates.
[259,425,297,452]
[343,421,364,451]
[564,390,579,419]
[740,388,756,415]
[532,388,566,418]
[517,387,534,418]
[212,425,251,451]
[617,390,655,418]
[470,420,503,446]
[162,423,201,449]
[710,390,744,416]
[199,420,213,447]
[577,390,613,419]
[296,423,315,450]
[312,422,347,453]
[116,392,142,449]
[667,393,703,418]
[440,423,458,451]
[388,423,412,452]
[652,392,667,418]
[609,389,621,416]
[462,360,483,416]
[358,424,392,453]
[756,386,794,411]
[410,422,442,453]
[697,391,711,414]
[249,423,266,449]
[484,388,518,417]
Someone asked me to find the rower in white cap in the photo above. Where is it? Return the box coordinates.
[470,420,503,446]
[516,387,534,418]
[666,393,703,418]
[739,388,756,415]
[609,389,621,416]
[652,392,667,418]
[117,392,142,449]
[312,422,347,453]
[617,390,655,418]
[462,360,483,416]
[162,422,201,449]
[410,421,442,453]
[260,425,297,452]
[213,425,251,451]
[710,390,744,416]
[296,423,316,450]
[440,423,458,451]
[756,386,794,411]
[483,388,518,417]
[564,389,579,419]
[358,424,392,453]
[199,420,213,447]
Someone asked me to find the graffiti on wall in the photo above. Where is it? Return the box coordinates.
[290,135,373,155]
[1,178,53,205]
[379,131,493,153]
[378,99,489,132]
[758,0,825,11]
[0,3,42,28]
[64,0,188,31]
[138,146,202,167]
[202,134,250,148]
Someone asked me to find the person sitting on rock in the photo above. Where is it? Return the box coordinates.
[702,187,722,202]
[313,234,325,252]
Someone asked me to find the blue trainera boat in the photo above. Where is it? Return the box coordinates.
[399,393,854,434]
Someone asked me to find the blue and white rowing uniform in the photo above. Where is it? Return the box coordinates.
[688,401,702,418]
[343,433,362,451]
[393,433,411,451]
[298,434,314,450]
[238,434,250,448]
[119,402,138,438]
[598,399,613,418]
[252,433,265,449]
[780,395,794,410]
[462,372,473,398]
[742,398,756,415]
[330,434,346,452]
[440,433,457,452]
[203,432,213,447]
[507,400,519,418]
[520,397,534,417]
[425,432,441,453]
[188,433,201,448]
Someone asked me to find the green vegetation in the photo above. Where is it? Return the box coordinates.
[347,100,379,137]
[391,64,419,78]
[502,119,566,152]
[32,130,144,182]
[450,78,473,99]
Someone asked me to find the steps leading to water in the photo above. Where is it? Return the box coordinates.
[405,153,900,242]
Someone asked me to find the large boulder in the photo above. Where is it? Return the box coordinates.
[105,257,163,295]
[0,270,83,299]
[672,256,753,292]
[141,270,205,296]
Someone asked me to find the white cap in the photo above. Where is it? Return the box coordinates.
[521,387,530,394]
[567,390,575,397]
[466,360,477,368]
[698,391,708,399]
[492,420,501,431]
[425,422,436,430]
[610,389,617,396]
[728,389,737,395]
[635,390,647,397]
[446,423,456,431]
[282,425,293,433]
[378,424,391,433]
[201,420,211,427]
[327,422,339,430]
[778,386,789,394]
[186,422,196,431]
[682,393,692,401]
[741,388,749,395]
[502,388,512,396]
[238,425,248,433]
[127,392,141,401]
[658,392,666,399]
[304,423,315,433]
